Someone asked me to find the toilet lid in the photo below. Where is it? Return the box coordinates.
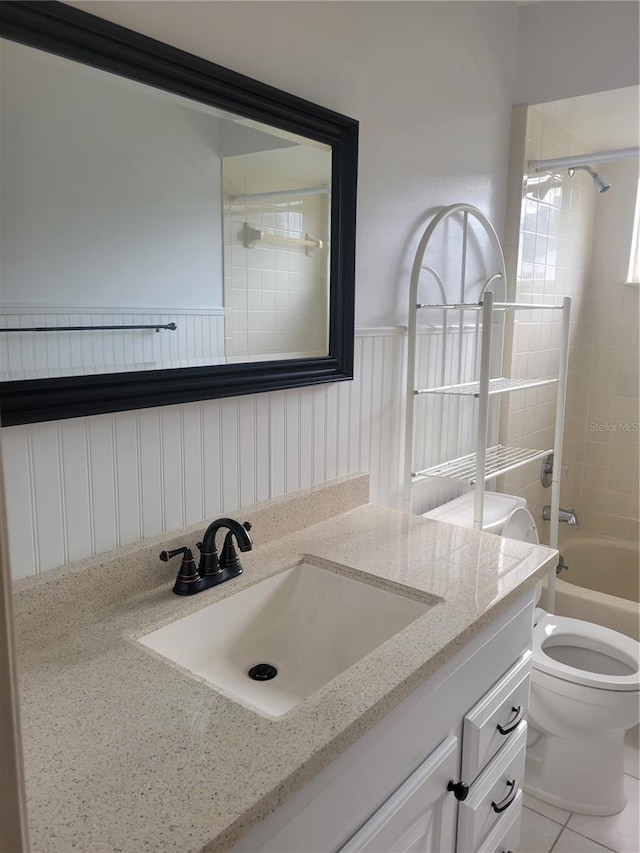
[533,612,640,691]
[502,506,539,544]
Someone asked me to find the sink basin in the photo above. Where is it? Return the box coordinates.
[138,561,432,717]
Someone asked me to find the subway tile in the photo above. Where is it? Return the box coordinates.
[231,270,249,296]
[610,427,640,448]
[509,410,525,440]
[580,510,605,534]
[523,197,538,232]
[231,245,247,267]
[584,443,611,467]
[581,488,607,512]
[231,311,247,332]
[231,288,248,310]
[583,465,608,490]
[602,514,631,541]
[247,289,262,310]
[607,466,635,496]
[261,249,276,271]
[247,268,262,289]
[613,397,639,422]
[607,492,635,518]
[516,324,531,354]
[522,232,537,265]
[534,263,547,286]
[262,290,276,312]
[609,444,637,470]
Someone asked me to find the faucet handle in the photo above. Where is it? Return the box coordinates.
[239,521,252,550]
[159,546,206,596]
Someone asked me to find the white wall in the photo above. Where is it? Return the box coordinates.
[1,1,521,575]
[515,1,640,106]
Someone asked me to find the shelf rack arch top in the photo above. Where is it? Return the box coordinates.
[408,203,508,314]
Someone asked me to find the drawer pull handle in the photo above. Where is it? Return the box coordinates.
[447,780,469,801]
[492,779,519,813]
[496,705,524,735]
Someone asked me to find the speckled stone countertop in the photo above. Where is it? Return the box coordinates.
[13,474,556,852]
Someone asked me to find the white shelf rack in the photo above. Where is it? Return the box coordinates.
[414,377,558,397]
[403,204,571,611]
[412,445,552,485]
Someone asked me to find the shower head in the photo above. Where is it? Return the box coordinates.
[592,171,612,193]
[568,165,611,193]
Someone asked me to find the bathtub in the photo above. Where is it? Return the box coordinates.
[552,531,639,640]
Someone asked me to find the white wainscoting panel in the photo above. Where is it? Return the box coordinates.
[1,324,498,578]
[0,305,225,379]
[2,329,414,578]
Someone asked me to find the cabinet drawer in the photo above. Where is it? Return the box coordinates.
[475,790,522,853]
[457,722,527,853]
[462,651,531,783]
[339,735,458,853]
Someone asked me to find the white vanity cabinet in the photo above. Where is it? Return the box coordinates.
[340,735,459,853]
[232,590,535,853]
[337,659,530,853]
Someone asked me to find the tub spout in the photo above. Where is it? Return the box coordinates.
[542,505,579,527]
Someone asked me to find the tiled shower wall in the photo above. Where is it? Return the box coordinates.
[502,107,639,543]
[502,106,597,538]
[222,160,328,362]
[577,158,639,541]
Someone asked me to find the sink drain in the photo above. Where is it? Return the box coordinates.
[248,663,278,681]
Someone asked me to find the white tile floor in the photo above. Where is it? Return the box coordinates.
[517,727,640,853]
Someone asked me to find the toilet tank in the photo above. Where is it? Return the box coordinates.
[421,492,528,536]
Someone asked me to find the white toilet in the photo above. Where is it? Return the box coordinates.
[423,492,640,816]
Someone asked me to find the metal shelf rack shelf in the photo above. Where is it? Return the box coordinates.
[412,445,551,485]
[414,377,558,398]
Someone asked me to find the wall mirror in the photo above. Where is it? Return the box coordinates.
[0,1,357,426]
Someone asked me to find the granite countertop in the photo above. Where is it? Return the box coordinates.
[13,476,557,852]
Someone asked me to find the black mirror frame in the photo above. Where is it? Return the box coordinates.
[0,1,357,426]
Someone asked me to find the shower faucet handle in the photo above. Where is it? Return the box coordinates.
[540,452,569,488]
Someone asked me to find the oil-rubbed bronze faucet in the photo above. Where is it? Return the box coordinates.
[197,518,253,584]
[159,517,252,595]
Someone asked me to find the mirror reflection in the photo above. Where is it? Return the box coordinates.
[0,38,331,381]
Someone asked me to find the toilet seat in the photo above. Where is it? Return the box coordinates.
[533,613,640,691]
[502,506,539,544]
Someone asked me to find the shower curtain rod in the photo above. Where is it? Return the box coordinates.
[230,186,330,203]
[529,147,640,172]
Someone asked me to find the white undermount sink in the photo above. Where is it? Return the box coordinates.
[138,561,433,717]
